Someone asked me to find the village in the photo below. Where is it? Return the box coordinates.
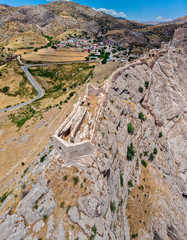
[55,36,137,63]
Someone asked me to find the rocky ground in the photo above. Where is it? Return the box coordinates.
[0,28,186,240]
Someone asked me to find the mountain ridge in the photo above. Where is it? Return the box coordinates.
[0,1,186,53]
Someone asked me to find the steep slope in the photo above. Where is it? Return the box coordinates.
[0,28,186,240]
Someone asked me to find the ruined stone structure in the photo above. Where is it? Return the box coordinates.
[53,84,104,161]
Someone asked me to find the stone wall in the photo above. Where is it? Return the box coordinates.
[53,135,94,160]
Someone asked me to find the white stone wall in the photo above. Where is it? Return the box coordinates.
[53,135,94,160]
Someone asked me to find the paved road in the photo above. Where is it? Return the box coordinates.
[0,65,44,113]
[0,58,99,113]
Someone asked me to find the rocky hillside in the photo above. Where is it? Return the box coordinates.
[0,1,186,51]
[0,28,186,240]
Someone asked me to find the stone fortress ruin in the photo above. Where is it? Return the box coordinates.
[53,84,104,160]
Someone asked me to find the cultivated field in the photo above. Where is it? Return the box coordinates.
[22,48,89,62]
[1,30,48,50]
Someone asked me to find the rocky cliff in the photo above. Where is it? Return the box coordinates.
[0,28,186,240]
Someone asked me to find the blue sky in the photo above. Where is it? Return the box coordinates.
[1,0,187,22]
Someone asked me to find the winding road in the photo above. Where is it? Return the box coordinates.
[0,57,99,113]
[0,64,44,113]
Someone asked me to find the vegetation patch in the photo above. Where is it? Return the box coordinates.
[127,123,134,134]
[110,201,116,213]
[9,104,42,129]
[127,143,136,161]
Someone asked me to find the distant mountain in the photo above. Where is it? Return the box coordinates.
[117,17,126,20]
[141,21,162,25]
[158,16,187,25]
[0,1,186,53]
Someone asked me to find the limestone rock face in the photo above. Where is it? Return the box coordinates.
[78,194,108,218]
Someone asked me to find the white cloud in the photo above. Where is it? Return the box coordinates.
[94,8,126,19]
[156,16,172,22]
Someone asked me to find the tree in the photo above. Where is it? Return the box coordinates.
[85,56,89,61]
[102,58,107,64]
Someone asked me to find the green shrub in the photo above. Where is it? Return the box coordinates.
[21,162,25,166]
[69,91,75,98]
[132,233,138,239]
[40,154,47,162]
[62,87,67,92]
[110,201,116,213]
[0,192,8,203]
[138,112,145,121]
[145,81,149,89]
[149,153,155,161]
[127,123,134,134]
[127,143,136,161]
[104,152,108,158]
[24,167,29,174]
[153,148,158,155]
[159,132,163,138]
[43,215,48,222]
[143,151,149,156]
[14,194,18,198]
[73,176,79,185]
[92,225,97,235]
[1,86,10,93]
[64,175,68,181]
[128,179,133,188]
[138,86,143,93]
[136,158,139,167]
[141,160,147,168]
[138,185,144,191]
